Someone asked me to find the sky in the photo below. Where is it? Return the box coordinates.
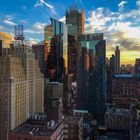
[0,0,140,64]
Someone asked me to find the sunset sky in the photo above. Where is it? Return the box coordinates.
[0,0,140,64]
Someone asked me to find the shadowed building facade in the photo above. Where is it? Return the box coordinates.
[66,4,84,81]
[77,33,106,126]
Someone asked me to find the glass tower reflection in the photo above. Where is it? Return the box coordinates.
[45,18,68,82]
[77,33,106,126]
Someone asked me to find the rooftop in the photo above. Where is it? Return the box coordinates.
[64,115,82,124]
[106,108,130,116]
[11,113,62,137]
[113,74,140,78]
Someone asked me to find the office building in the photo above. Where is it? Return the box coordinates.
[0,46,44,140]
[45,18,68,82]
[8,113,63,140]
[66,3,84,40]
[77,33,106,126]
[112,74,140,108]
[115,46,120,74]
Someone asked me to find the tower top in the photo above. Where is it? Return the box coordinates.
[116,46,119,50]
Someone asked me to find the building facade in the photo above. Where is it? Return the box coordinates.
[63,115,83,140]
[0,46,44,140]
[45,82,63,122]
[105,108,130,130]
[112,74,140,108]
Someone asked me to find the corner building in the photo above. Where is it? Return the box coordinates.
[0,46,44,140]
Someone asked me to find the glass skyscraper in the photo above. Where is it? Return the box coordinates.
[45,18,68,82]
[77,33,106,126]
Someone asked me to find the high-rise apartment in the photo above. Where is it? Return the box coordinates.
[0,46,44,140]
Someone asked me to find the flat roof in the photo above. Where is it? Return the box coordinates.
[106,108,130,115]
[64,115,82,124]
[11,113,62,137]
[113,74,140,78]
[113,74,133,78]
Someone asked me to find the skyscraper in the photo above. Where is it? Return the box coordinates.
[0,46,44,140]
[115,46,120,74]
[66,3,84,80]
[66,4,84,40]
[77,33,106,125]
[45,18,68,82]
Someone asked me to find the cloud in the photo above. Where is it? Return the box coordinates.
[0,25,4,30]
[5,15,14,21]
[4,15,17,26]
[34,0,56,14]
[33,22,46,31]
[24,22,46,34]
[25,37,40,46]
[59,16,65,23]
[85,1,140,64]
[118,1,128,12]
[19,19,28,24]
[118,1,128,7]
[4,20,17,26]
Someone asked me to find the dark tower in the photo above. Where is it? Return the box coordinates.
[66,1,84,40]
[115,46,120,74]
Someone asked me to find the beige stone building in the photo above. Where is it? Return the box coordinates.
[0,46,44,140]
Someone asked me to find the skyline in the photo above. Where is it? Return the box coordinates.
[0,0,140,64]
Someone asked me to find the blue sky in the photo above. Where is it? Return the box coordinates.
[0,0,140,64]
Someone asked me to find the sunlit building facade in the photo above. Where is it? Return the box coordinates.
[0,46,44,140]
[0,32,12,48]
